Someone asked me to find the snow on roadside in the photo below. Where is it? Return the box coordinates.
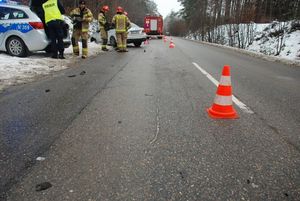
[186,20,300,66]
[0,42,103,91]
[247,22,300,61]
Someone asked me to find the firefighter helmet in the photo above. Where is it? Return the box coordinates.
[102,5,109,12]
[116,6,123,13]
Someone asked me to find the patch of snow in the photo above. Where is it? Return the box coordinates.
[0,42,106,91]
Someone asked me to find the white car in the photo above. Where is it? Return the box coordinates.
[91,23,147,47]
[0,1,70,57]
[108,23,147,47]
[90,29,102,43]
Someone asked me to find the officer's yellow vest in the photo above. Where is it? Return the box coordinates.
[42,0,63,24]
[114,14,126,33]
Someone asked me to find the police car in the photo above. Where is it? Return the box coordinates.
[0,0,70,57]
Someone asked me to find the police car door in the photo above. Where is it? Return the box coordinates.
[0,6,31,49]
[0,6,9,47]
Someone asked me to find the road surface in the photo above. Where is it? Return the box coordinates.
[1,38,300,200]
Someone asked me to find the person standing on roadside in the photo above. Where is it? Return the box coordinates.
[42,0,66,59]
[112,6,131,52]
[70,0,93,59]
[123,11,130,44]
[30,0,48,36]
[98,5,110,51]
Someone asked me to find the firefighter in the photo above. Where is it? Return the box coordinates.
[124,11,129,43]
[98,5,110,51]
[112,6,131,52]
[70,0,93,59]
[42,0,66,59]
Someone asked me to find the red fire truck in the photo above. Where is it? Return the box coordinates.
[144,15,163,39]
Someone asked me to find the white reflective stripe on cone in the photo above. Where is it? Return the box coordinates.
[214,94,233,106]
[219,76,231,86]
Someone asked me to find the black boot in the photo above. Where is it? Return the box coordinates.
[58,51,65,59]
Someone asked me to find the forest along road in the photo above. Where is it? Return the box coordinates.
[1,38,300,200]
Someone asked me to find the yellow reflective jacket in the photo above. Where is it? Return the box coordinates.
[70,7,93,32]
[112,14,130,33]
[42,0,63,24]
[98,12,107,29]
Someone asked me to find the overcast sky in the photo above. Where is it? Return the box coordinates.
[154,0,182,17]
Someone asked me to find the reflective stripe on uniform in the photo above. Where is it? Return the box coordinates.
[73,46,79,53]
[82,48,88,56]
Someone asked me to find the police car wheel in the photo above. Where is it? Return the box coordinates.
[6,36,28,57]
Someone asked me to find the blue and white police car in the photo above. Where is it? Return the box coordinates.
[0,0,70,57]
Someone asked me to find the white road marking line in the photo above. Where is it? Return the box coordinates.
[192,62,254,114]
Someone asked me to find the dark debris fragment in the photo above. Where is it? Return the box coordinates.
[35,182,52,192]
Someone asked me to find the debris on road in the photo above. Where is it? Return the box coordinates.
[36,157,46,161]
[35,182,52,191]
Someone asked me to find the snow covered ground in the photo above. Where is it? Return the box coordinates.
[186,20,300,65]
[0,42,105,91]
[247,21,300,61]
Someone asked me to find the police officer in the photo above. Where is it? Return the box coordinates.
[70,0,93,59]
[98,5,110,51]
[30,0,48,36]
[112,6,131,52]
[42,0,65,59]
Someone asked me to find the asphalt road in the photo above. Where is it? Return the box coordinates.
[1,38,300,201]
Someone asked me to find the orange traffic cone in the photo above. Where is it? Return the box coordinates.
[169,40,175,48]
[144,39,149,45]
[207,65,238,119]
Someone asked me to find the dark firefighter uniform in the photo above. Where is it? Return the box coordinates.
[70,0,93,59]
[98,5,109,51]
[112,7,131,52]
[42,0,65,59]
